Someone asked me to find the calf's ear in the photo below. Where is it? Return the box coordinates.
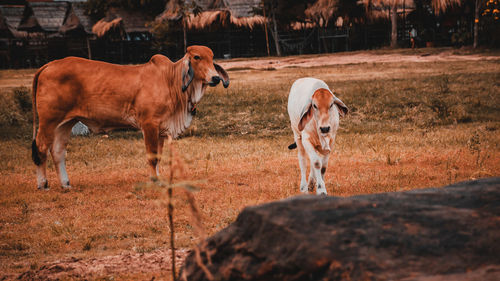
[214,63,230,88]
[298,103,313,131]
[182,59,194,92]
[334,97,348,117]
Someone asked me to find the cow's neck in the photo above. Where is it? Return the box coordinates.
[163,79,205,139]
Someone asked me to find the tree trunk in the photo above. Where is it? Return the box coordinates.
[262,1,270,56]
[86,37,92,60]
[270,5,281,56]
[183,16,187,53]
[390,4,398,48]
[473,0,480,48]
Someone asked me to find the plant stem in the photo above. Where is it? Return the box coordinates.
[167,137,176,280]
[168,187,176,280]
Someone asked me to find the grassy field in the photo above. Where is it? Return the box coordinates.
[0,49,499,279]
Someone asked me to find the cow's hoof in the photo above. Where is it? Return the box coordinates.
[317,185,327,196]
[317,189,328,196]
[37,181,49,190]
[300,184,308,193]
[61,182,71,189]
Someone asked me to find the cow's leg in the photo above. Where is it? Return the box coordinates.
[308,167,316,193]
[142,123,160,180]
[302,137,327,195]
[33,123,56,190]
[296,138,308,193]
[50,120,76,188]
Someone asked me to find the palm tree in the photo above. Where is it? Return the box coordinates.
[364,0,461,48]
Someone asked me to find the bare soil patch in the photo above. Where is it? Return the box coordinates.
[219,48,500,70]
[17,248,189,280]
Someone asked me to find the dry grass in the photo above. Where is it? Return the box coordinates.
[0,49,499,280]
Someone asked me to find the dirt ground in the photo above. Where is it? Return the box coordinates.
[17,249,189,280]
[219,48,500,70]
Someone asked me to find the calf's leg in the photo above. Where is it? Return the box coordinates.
[321,155,329,180]
[296,138,308,193]
[302,137,327,195]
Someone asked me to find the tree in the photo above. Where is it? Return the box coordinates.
[364,0,461,48]
[477,0,500,47]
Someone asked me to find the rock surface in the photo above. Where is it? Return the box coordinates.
[182,178,500,280]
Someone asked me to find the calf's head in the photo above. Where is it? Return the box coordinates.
[182,45,229,91]
[298,88,349,135]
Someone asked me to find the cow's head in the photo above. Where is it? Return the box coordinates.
[298,88,348,134]
[182,45,229,91]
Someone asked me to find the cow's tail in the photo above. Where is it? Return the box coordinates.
[31,64,48,165]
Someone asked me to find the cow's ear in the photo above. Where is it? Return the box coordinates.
[334,97,348,117]
[214,63,229,88]
[298,103,313,131]
[182,59,194,92]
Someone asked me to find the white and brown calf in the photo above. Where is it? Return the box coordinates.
[287,78,348,195]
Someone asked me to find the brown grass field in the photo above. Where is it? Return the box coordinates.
[0,48,499,280]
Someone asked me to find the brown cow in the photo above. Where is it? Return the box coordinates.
[31,45,229,190]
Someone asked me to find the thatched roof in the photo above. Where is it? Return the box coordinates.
[71,3,95,34]
[157,0,265,30]
[362,0,416,20]
[224,0,262,18]
[187,9,265,29]
[18,2,69,32]
[92,17,124,38]
[0,4,24,29]
[0,9,11,37]
[304,0,416,26]
[92,7,152,38]
[304,0,337,27]
[0,4,27,38]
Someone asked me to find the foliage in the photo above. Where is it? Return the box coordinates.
[84,0,166,19]
[481,0,500,46]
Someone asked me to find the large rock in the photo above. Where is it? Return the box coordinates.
[182,178,500,280]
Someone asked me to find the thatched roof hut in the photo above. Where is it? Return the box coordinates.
[18,2,68,33]
[2,1,93,37]
[92,7,153,38]
[0,4,28,38]
[157,0,265,30]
